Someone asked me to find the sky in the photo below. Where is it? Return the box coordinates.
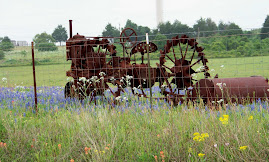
[0,0,268,43]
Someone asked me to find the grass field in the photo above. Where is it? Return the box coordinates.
[0,46,268,87]
[0,46,269,161]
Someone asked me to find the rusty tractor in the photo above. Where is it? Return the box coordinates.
[64,20,269,105]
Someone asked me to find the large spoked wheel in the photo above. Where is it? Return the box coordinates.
[158,35,210,99]
[120,28,137,49]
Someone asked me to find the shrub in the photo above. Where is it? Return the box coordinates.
[36,43,57,51]
[0,50,4,60]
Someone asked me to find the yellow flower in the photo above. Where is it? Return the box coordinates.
[193,132,200,136]
[198,153,205,158]
[201,133,209,138]
[188,148,192,153]
[239,146,248,150]
[198,137,205,142]
[219,115,229,125]
[222,115,229,119]
[248,116,253,120]
[193,136,200,141]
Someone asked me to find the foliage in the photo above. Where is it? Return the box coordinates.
[261,15,269,39]
[102,23,120,37]
[52,25,68,46]
[0,50,4,60]
[193,18,217,37]
[0,36,14,51]
[0,87,268,161]
[153,33,167,50]
[33,32,57,51]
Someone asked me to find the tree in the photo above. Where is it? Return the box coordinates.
[52,25,68,46]
[33,32,57,51]
[102,23,120,37]
[0,36,14,51]
[261,15,269,39]
[153,33,167,50]
[193,18,217,37]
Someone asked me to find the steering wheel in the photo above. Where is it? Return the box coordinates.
[120,28,137,49]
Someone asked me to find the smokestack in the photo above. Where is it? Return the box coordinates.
[156,0,163,26]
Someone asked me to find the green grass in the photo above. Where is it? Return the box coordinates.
[1,51,268,87]
[0,103,268,161]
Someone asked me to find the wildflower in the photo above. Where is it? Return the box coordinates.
[157,134,160,138]
[58,144,61,149]
[248,116,253,120]
[94,150,98,153]
[220,65,224,68]
[267,89,269,92]
[239,146,248,150]
[107,144,110,146]
[193,136,200,141]
[219,115,229,125]
[2,77,7,83]
[198,153,205,158]
[160,151,164,155]
[0,142,3,147]
[188,148,192,153]
[214,144,217,148]
[154,155,158,161]
[193,132,200,136]
[217,99,224,103]
[225,143,230,146]
[70,159,74,162]
[201,133,209,138]
[105,147,109,150]
[85,147,89,154]
[31,144,34,148]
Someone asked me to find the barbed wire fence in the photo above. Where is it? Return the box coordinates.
[0,28,269,113]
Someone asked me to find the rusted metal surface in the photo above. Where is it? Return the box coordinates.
[65,20,269,105]
[190,76,269,104]
[31,42,38,113]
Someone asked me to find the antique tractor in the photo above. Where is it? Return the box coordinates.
[64,20,269,105]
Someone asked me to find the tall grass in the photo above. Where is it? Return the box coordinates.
[0,101,268,161]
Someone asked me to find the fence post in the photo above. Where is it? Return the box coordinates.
[146,33,153,109]
[31,42,38,114]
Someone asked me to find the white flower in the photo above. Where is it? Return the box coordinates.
[79,77,86,82]
[216,83,222,87]
[225,143,229,146]
[212,101,215,103]
[220,65,224,68]
[211,69,215,72]
[267,89,269,92]
[115,96,122,101]
[2,77,7,82]
[99,72,106,76]
[217,99,224,103]
[214,144,218,148]
[123,97,127,101]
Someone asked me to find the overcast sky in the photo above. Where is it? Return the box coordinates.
[0,0,268,42]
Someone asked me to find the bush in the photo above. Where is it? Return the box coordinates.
[36,43,57,51]
[0,50,4,60]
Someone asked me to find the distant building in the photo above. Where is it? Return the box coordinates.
[16,41,28,46]
[11,40,16,46]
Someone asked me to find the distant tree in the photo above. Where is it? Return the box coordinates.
[153,33,167,50]
[261,15,269,39]
[193,18,217,37]
[102,23,120,37]
[124,19,152,41]
[33,32,57,51]
[52,25,68,46]
[225,23,243,35]
[0,36,14,51]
